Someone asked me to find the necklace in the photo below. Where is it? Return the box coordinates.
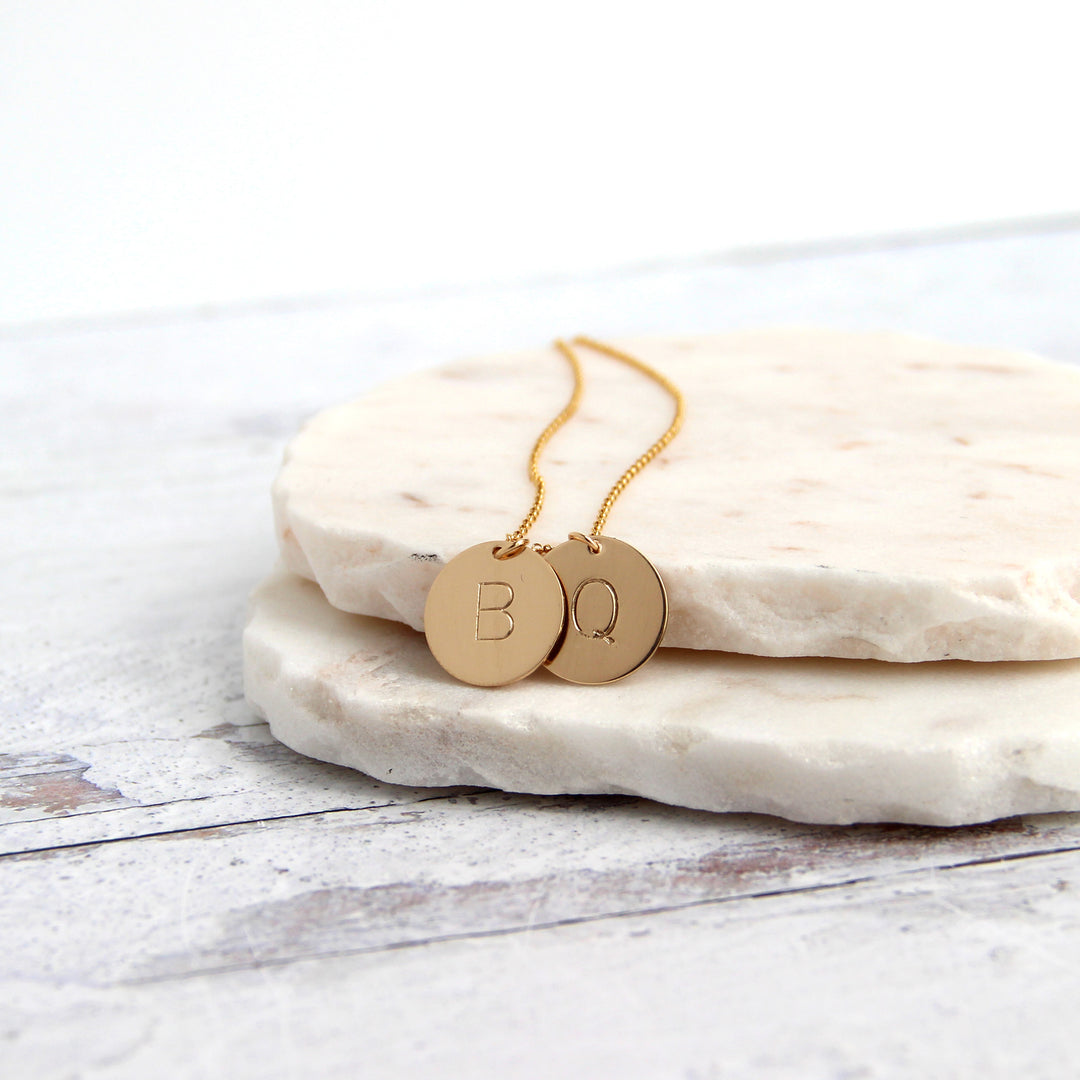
[423,335,685,687]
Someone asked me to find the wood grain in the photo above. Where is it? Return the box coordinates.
[4,223,1080,1078]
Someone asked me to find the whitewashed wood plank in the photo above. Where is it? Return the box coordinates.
[0,751,138,824]
[5,781,1080,985]
[0,722,485,855]
[4,845,1080,1079]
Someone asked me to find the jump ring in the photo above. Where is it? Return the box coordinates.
[493,538,530,560]
[568,531,602,554]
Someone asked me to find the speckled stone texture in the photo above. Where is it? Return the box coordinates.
[244,568,1080,826]
[273,329,1080,662]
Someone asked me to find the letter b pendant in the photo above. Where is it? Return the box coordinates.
[424,542,566,686]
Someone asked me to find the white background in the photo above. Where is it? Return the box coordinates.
[2,0,1078,327]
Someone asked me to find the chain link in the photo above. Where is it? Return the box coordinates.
[506,335,684,544]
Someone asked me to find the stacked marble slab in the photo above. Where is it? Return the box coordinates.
[244,329,1080,825]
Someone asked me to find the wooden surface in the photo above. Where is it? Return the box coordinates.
[4,224,1080,1078]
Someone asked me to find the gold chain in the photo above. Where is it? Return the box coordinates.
[506,335,685,544]
[504,339,584,544]
[573,335,686,536]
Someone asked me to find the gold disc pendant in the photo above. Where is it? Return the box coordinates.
[544,534,668,684]
[424,541,567,687]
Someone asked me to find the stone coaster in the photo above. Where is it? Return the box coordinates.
[273,329,1080,662]
[244,568,1080,826]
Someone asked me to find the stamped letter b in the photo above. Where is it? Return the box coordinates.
[476,581,515,641]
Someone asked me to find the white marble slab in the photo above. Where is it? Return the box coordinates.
[244,567,1080,826]
[273,328,1080,662]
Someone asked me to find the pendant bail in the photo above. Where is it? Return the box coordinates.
[568,531,602,554]
[493,537,530,560]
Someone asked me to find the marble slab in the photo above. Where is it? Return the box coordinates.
[244,568,1080,826]
[273,329,1080,661]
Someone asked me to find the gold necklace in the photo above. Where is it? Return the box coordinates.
[424,335,685,687]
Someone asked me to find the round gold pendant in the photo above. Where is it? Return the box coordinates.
[424,542,566,687]
[544,535,668,684]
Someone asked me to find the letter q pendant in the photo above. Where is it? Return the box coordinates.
[424,541,566,686]
[544,534,668,684]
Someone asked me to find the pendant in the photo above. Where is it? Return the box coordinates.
[424,540,567,686]
[544,533,668,684]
